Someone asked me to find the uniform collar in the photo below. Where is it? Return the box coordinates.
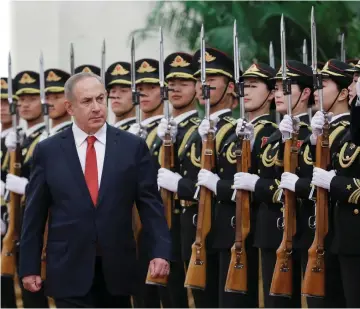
[250,114,270,124]
[26,122,45,137]
[72,121,107,147]
[331,112,350,124]
[141,115,163,127]
[114,117,136,128]
[1,127,12,139]
[210,108,231,120]
[173,110,197,125]
[50,121,72,136]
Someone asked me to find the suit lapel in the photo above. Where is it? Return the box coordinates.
[60,127,92,204]
[96,125,119,207]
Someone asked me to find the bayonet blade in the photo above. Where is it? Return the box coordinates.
[70,43,75,75]
[101,39,106,82]
[303,39,308,65]
[40,51,45,105]
[131,37,136,93]
[200,24,206,85]
[341,33,345,62]
[7,52,13,105]
[269,41,275,69]
[159,27,165,88]
[233,20,239,84]
[311,7,317,74]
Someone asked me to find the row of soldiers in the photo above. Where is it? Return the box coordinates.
[1,45,359,308]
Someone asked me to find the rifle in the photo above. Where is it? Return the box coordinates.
[269,41,281,125]
[302,7,329,298]
[303,39,313,120]
[224,20,251,294]
[184,24,215,290]
[1,53,22,277]
[145,27,172,287]
[269,15,298,298]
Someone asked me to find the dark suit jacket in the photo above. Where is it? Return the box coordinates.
[19,124,171,298]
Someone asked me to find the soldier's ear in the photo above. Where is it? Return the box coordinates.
[268,90,275,102]
[64,100,74,116]
[227,81,235,94]
[338,87,349,103]
[302,87,311,102]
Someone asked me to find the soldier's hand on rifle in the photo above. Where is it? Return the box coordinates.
[5,174,28,195]
[198,116,219,140]
[310,111,333,145]
[236,118,255,149]
[279,115,300,142]
[197,169,220,195]
[128,123,147,139]
[233,172,259,192]
[22,275,42,293]
[157,118,177,143]
[279,172,299,192]
[5,131,17,152]
[0,180,5,197]
[157,168,182,193]
[1,218,6,236]
[311,167,336,191]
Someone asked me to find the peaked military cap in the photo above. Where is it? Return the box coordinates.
[273,60,313,89]
[105,62,131,88]
[345,59,360,73]
[320,59,353,89]
[193,47,235,80]
[14,71,40,96]
[74,65,101,76]
[1,77,18,100]
[135,58,159,85]
[44,69,70,93]
[164,52,196,81]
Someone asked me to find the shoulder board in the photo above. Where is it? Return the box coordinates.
[146,121,158,129]
[299,121,310,128]
[223,116,237,126]
[190,117,201,126]
[257,119,277,127]
[331,120,350,128]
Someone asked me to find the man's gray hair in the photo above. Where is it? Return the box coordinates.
[64,72,103,101]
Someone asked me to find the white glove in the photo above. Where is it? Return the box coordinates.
[197,169,220,195]
[236,118,255,149]
[5,174,28,195]
[157,118,178,143]
[5,131,17,152]
[310,111,333,145]
[157,168,182,193]
[0,180,5,197]
[311,167,336,191]
[233,172,260,192]
[198,116,219,140]
[279,115,300,142]
[279,172,299,192]
[1,219,6,236]
[128,123,148,139]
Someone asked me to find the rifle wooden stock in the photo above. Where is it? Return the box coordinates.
[184,132,215,290]
[225,138,251,294]
[270,134,298,297]
[145,131,174,286]
[1,148,22,277]
[302,124,330,298]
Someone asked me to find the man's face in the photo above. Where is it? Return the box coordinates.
[274,81,303,114]
[18,94,42,121]
[314,78,339,111]
[244,78,272,112]
[168,79,196,109]
[109,85,133,116]
[137,83,161,113]
[196,75,231,106]
[348,72,359,103]
[0,99,12,126]
[46,92,68,119]
[65,77,107,133]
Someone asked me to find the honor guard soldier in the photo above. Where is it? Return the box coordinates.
[105,61,136,130]
[181,47,236,308]
[156,52,199,308]
[39,69,72,142]
[1,77,19,309]
[216,62,278,308]
[75,64,101,76]
[234,60,315,307]
[4,70,48,308]
[304,59,353,307]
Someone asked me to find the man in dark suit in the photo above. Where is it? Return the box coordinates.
[18,72,171,308]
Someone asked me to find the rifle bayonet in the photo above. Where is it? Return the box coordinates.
[303,39,308,65]
[101,39,106,83]
[70,43,75,76]
[340,33,346,62]
[39,51,50,136]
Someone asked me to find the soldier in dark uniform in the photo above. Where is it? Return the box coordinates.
[4,70,48,308]
[38,69,72,142]
[233,60,315,308]
[1,77,19,309]
[105,61,136,130]
[206,63,278,308]
[128,58,164,308]
[175,47,236,308]
[156,52,199,308]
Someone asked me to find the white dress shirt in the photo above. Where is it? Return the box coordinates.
[72,122,107,187]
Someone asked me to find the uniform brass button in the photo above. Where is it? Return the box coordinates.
[354,209,359,215]
[187,152,190,157]
[184,170,187,175]
[154,151,158,155]
[223,153,226,157]
[280,207,284,212]
[220,168,224,173]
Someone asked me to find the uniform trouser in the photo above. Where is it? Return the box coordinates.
[1,277,17,308]
[185,252,219,308]
[338,254,360,308]
[218,247,259,308]
[260,248,302,308]
[158,260,189,308]
[300,249,346,308]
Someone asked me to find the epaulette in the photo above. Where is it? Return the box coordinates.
[223,116,237,126]
[190,117,201,126]
[331,120,350,128]
[256,119,278,128]
[146,121,158,129]
[299,121,310,128]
